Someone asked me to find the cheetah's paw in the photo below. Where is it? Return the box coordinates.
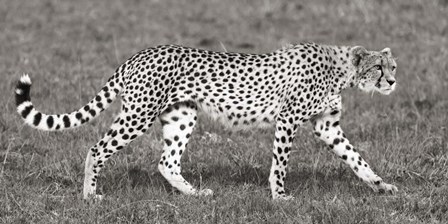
[378,182,398,194]
[84,194,104,201]
[368,179,398,194]
[197,189,214,196]
[273,193,294,201]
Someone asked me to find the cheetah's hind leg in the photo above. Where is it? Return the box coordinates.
[158,101,213,196]
[83,109,151,200]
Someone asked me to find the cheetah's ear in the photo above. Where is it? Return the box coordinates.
[381,47,392,57]
[351,46,368,66]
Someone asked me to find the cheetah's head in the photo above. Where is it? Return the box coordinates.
[351,46,397,95]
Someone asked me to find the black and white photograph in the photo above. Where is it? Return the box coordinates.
[1,0,447,223]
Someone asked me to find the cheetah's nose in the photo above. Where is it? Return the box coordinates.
[386,79,395,86]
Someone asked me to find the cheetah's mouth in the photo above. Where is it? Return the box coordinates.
[380,88,393,95]
[375,80,381,88]
[374,69,384,88]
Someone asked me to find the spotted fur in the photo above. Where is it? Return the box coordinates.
[15,43,398,200]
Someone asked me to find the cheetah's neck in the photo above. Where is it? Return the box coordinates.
[326,45,358,94]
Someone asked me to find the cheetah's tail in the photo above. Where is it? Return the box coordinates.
[15,73,122,131]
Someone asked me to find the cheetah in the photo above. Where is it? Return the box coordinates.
[15,43,398,200]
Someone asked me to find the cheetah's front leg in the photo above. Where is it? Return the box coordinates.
[313,109,398,194]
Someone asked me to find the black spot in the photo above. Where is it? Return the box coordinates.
[33,112,42,126]
[171,150,175,156]
[330,110,339,115]
[180,124,186,130]
[76,112,82,120]
[63,115,70,128]
[111,140,118,146]
[46,116,54,128]
[333,138,340,145]
[165,139,172,146]
[276,181,283,187]
[342,155,347,160]
[21,105,34,119]
[332,121,339,127]
[280,136,286,143]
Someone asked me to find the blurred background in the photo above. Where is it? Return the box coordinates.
[0,0,447,223]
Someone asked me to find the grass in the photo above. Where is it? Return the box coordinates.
[0,0,447,223]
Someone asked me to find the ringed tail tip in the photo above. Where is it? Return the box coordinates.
[16,73,32,107]
[20,74,32,85]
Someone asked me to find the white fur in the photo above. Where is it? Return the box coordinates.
[16,101,32,113]
[20,74,32,85]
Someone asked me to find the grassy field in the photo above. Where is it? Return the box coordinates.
[1,0,447,223]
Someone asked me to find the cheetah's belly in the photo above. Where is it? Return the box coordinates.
[195,99,280,130]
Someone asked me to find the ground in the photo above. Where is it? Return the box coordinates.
[0,0,447,223]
